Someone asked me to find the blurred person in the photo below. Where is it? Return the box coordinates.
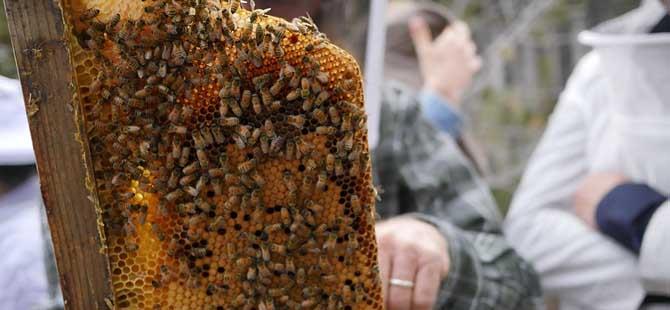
[385,1,488,172]
[0,75,49,309]
[505,0,670,309]
[256,1,543,309]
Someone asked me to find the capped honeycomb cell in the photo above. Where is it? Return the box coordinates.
[60,0,382,309]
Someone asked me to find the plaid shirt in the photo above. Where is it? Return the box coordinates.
[373,82,544,309]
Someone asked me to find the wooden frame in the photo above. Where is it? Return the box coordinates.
[4,0,112,309]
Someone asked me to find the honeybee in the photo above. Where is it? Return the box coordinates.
[251,94,263,114]
[335,159,344,176]
[248,128,262,146]
[249,189,262,206]
[311,80,322,94]
[350,160,360,175]
[350,195,361,214]
[315,71,329,84]
[176,202,196,215]
[280,207,291,225]
[315,91,331,106]
[300,77,311,98]
[316,126,336,135]
[296,268,306,285]
[241,90,252,109]
[250,170,265,186]
[211,126,225,144]
[224,195,240,211]
[238,158,257,174]
[314,224,328,236]
[169,125,188,135]
[195,149,209,168]
[106,13,121,32]
[286,90,299,101]
[258,263,273,282]
[287,72,300,89]
[268,287,286,298]
[260,244,271,262]
[301,298,318,308]
[230,100,243,117]
[269,136,285,154]
[123,125,141,134]
[301,209,316,226]
[228,186,245,196]
[260,135,270,154]
[281,63,296,79]
[322,233,337,254]
[346,238,360,256]
[269,78,285,96]
[177,173,194,188]
[209,216,225,232]
[304,158,318,173]
[285,141,296,160]
[312,108,328,124]
[233,134,247,149]
[237,125,252,140]
[125,243,139,252]
[287,115,305,129]
[302,97,314,112]
[343,132,354,151]
[260,88,273,107]
[233,294,247,307]
[182,161,199,175]
[151,223,165,241]
[255,24,265,46]
[342,285,354,303]
[79,8,100,21]
[184,185,200,197]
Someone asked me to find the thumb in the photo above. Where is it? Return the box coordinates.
[409,16,433,57]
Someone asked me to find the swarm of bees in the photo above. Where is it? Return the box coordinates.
[67,0,381,308]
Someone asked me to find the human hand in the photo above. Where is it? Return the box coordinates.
[409,18,481,105]
[376,217,450,310]
[573,173,629,229]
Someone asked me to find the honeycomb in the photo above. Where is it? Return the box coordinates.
[60,0,382,308]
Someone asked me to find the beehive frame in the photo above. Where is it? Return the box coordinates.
[5,0,382,309]
[4,0,114,309]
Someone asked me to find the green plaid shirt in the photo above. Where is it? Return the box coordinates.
[373,82,543,309]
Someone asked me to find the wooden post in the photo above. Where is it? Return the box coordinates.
[3,0,112,309]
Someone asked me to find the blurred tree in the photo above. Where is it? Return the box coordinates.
[420,0,638,211]
[0,0,17,78]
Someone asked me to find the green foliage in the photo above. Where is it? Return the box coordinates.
[0,0,17,78]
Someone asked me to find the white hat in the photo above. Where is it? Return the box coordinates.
[0,75,35,166]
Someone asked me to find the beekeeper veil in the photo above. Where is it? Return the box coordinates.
[579,0,670,191]
[579,0,670,117]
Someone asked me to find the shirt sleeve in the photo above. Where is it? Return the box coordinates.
[639,201,670,296]
[596,183,668,254]
[418,89,464,138]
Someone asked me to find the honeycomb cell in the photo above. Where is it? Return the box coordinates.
[62,0,382,309]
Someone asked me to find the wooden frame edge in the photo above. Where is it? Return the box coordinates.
[4,0,113,309]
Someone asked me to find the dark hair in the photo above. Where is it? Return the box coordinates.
[384,2,454,89]
[0,165,37,189]
[385,2,453,60]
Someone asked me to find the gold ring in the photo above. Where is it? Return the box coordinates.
[390,278,415,288]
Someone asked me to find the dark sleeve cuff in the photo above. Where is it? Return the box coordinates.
[596,183,667,254]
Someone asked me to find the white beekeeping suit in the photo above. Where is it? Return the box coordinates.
[0,75,49,309]
[505,0,670,309]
